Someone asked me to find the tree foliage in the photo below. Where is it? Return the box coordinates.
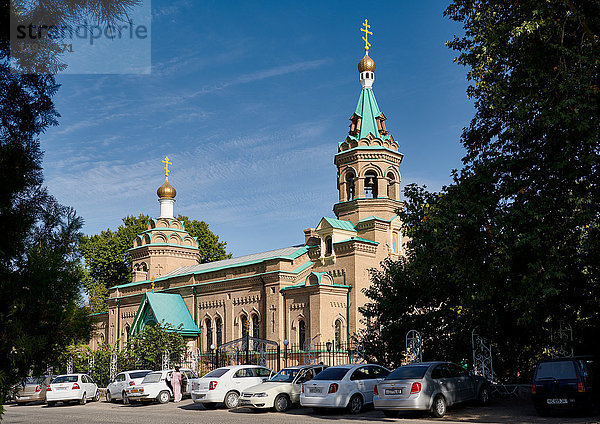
[362,0,600,380]
[80,214,230,312]
[125,321,186,371]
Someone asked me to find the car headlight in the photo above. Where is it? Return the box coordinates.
[253,393,268,397]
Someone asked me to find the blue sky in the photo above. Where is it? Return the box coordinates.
[41,0,472,257]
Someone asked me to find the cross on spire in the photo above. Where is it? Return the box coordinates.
[361,19,372,53]
[162,156,172,177]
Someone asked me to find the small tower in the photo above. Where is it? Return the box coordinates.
[333,19,404,224]
[129,157,200,284]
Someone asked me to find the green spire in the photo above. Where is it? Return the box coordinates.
[355,87,382,139]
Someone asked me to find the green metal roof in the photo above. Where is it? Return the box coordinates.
[355,87,382,139]
[321,217,357,232]
[357,215,392,223]
[334,237,379,245]
[130,292,200,337]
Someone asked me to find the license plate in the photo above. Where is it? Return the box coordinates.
[547,398,568,405]
[385,389,403,395]
[19,396,31,400]
[196,394,205,399]
[56,387,68,391]
[309,388,322,393]
[130,389,139,393]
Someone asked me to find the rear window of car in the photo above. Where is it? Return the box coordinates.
[25,376,46,384]
[142,373,163,383]
[312,367,350,381]
[535,361,578,380]
[130,371,151,379]
[386,365,430,380]
[202,368,229,378]
[52,375,78,383]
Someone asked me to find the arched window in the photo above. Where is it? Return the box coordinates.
[334,319,343,348]
[364,171,378,199]
[205,319,213,348]
[252,314,259,339]
[124,324,130,344]
[241,315,248,338]
[392,231,399,253]
[215,317,222,347]
[325,236,333,256]
[387,172,396,199]
[346,173,355,200]
[299,320,306,349]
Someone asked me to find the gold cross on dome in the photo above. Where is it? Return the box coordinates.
[360,19,373,52]
[162,156,172,177]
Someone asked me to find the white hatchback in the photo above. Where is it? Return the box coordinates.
[300,364,390,414]
[190,365,272,409]
[46,374,99,406]
[106,369,152,403]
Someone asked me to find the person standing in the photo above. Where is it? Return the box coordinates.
[172,366,183,402]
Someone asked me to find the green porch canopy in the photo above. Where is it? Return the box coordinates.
[130,292,201,337]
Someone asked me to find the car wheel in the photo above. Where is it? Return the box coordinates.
[431,395,446,418]
[347,394,364,415]
[106,390,113,403]
[383,410,399,418]
[79,392,87,405]
[122,392,129,404]
[477,386,490,405]
[224,391,240,409]
[157,390,170,404]
[93,390,100,402]
[203,402,217,409]
[46,401,56,407]
[273,394,290,412]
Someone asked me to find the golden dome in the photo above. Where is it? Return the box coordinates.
[157,177,176,199]
[358,53,376,73]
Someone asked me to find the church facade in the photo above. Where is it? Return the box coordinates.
[90,40,407,355]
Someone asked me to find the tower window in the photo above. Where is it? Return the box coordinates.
[392,231,399,253]
[325,236,333,256]
[346,173,355,200]
[364,171,378,199]
[387,172,396,199]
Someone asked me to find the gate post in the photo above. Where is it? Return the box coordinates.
[276,344,281,371]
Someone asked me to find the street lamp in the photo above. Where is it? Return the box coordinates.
[283,339,289,367]
[326,341,332,366]
[210,344,216,369]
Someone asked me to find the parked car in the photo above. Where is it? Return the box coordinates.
[239,364,327,411]
[15,375,54,404]
[190,365,272,409]
[45,374,99,406]
[532,357,598,416]
[300,364,390,414]
[125,368,197,404]
[373,362,490,418]
[106,369,152,403]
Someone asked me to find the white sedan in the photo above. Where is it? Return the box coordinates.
[125,369,197,404]
[190,365,272,409]
[46,374,99,406]
[300,364,390,414]
[106,369,152,403]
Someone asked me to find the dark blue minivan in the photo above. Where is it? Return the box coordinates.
[532,357,597,416]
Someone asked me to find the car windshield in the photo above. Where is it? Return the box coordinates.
[52,375,78,384]
[25,376,46,385]
[386,365,430,380]
[142,373,162,383]
[269,368,299,382]
[202,369,229,378]
[312,367,350,381]
[536,361,578,380]
[130,371,151,379]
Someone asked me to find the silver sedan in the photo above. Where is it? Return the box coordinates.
[373,361,490,418]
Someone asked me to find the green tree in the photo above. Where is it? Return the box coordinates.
[80,214,230,312]
[362,0,600,380]
[126,321,186,370]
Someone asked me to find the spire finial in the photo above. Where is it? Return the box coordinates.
[162,156,172,177]
[360,19,372,53]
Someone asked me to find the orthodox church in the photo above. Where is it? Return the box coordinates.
[90,26,406,354]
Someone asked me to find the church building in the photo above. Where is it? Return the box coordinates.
[90,27,406,355]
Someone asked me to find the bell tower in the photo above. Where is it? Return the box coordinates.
[333,20,404,224]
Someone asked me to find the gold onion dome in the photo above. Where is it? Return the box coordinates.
[358,52,375,73]
[157,177,176,199]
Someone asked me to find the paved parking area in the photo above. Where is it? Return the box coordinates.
[3,398,599,424]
